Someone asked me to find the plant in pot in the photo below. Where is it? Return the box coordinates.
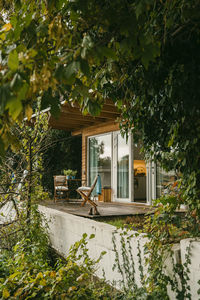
[63,169,77,179]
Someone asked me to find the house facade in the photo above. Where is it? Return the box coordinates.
[49,101,175,205]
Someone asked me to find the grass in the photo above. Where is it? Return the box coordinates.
[99,214,146,230]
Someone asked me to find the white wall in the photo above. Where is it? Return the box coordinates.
[39,205,200,299]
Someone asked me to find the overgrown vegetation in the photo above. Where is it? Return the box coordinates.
[0,228,117,299]
[0,109,118,299]
[102,215,145,230]
[105,185,200,299]
[111,197,200,299]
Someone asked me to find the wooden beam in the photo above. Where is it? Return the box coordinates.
[62,102,120,115]
[57,114,96,125]
[60,110,106,122]
[101,104,119,113]
[62,107,120,120]
[49,124,75,131]
[72,120,120,136]
[50,118,95,128]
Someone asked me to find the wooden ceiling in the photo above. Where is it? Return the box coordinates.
[49,100,121,134]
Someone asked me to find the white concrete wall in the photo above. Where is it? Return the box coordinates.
[39,205,200,299]
[39,205,148,287]
[181,239,200,300]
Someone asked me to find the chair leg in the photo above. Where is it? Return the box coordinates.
[77,191,88,207]
[77,190,99,215]
[94,207,100,215]
[81,199,87,206]
[88,206,100,215]
[87,198,97,208]
[64,190,69,202]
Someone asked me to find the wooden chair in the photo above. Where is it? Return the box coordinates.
[54,176,69,202]
[76,175,99,215]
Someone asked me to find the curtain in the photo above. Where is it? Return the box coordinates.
[89,135,111,195]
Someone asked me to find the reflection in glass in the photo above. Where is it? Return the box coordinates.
[133,143,146,202]
[156,165,176,198]
[117,134,129,198]
[89,134,111,195]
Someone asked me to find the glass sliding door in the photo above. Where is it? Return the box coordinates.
[117,134,129,199]
[88,134,112,195]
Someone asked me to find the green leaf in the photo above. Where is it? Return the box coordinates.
[0,137,5,156]
[6,98,22,120]
[89,234,95,239]
[10,73,22,90]
[65,61,80,77]
[8,49,19,71]
[82,233,87,239]
[64,61,80,84]
[80,59,90,76]
[41,90,60,118]
[9,272,20,280]
[18,83,29,101]
[0,84,11,113]
[87,99,101,116]
[100,47,117,60]
[82,35,93,49]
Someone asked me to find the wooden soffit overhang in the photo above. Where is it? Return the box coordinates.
[49,100,121,135]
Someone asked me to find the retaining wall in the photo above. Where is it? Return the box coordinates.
[39,205,200,300]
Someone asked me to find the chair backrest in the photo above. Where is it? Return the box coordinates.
[54,176,67,186]
[87,175,98,197]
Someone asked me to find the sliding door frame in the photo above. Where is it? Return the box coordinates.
[113,131,133,203]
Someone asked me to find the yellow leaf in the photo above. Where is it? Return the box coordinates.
[50,271,56,278]
[2,23,12,32]
[14,288,23,297]
[39,279,46,286]
[68,286,77,293]
[9,272,20,280]
[2,288,10,299]
[25,105,33,121]
[0,33,5,40]
[36,272,43,279]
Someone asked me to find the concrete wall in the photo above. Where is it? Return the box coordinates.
[181,239,200,299]
[39,205,200,299]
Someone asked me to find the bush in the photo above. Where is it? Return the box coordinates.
[0,215,117,300]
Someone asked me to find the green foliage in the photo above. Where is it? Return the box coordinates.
[0,231,115,300]
[111,214,198,300]
[63,169,77,177]
[41,130,81,195]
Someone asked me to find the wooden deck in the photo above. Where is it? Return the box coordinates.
[42,200,154,219]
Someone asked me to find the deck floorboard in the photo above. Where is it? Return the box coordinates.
[42,200,154,218]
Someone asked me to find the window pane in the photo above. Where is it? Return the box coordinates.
[156,166,176,198]
[133,142,146,202]
[89,134,111,195]
[117,134,129,198]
